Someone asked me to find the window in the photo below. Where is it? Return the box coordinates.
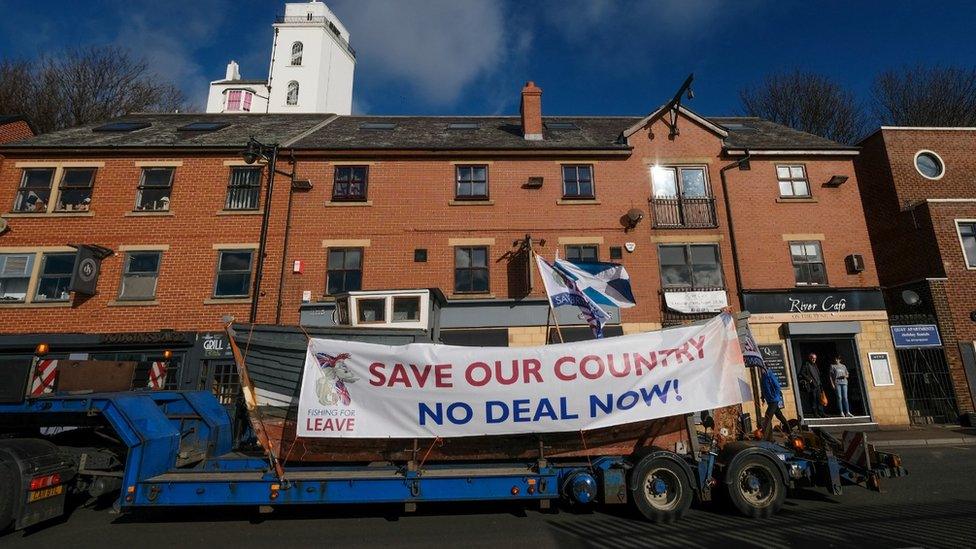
[291,42,303,65]
[55,168,96,211]
[393,296,421,321]
[35,253,75,302]
[332,166,368,201]
[454,247,489,293]
[118,252,161,300]
[565,245,598,263]
[213,250,254,298]
[915,150,944,180]
[790,241,827,286]
[562,165,594,199]
[414,249,427,262]
[225,167,262,210]
[326,248,363,294]
[357,298,385,323]
[243,92,252,112]
[455,165,488,199]
[957,222,976,268]
[135,168,174,211]
[650,166,716,228]
[286,81,299,106]
[225,90,252,112]
[0,253,34,302]
[659,244,724,289]
[13,168,54,212]
[776,165,810,197]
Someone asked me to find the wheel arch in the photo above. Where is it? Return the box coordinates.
[717,442,789,487]
[627,447,698,494]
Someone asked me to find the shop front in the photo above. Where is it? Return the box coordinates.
[743,289,910,429]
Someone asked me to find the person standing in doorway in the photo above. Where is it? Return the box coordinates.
[799,353,825,418]
[830,356,853,417]
[759,363,791,440]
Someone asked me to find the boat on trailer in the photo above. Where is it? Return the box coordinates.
[228,288,690,464]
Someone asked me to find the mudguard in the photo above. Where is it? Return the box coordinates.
[716,441,790,487]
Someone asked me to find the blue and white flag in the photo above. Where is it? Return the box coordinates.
[553,258,636,309]
[536,255,610,338]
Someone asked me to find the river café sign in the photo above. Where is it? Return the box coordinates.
[742,289,885,315]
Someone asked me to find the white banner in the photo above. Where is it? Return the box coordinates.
[297,313,753,438]
[664,290,729,314]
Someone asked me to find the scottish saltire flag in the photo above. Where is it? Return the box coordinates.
[553,258,636,309]
[536,255,610,338]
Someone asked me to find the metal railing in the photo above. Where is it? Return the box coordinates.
[274,15,356,57]
[650,196,717,228]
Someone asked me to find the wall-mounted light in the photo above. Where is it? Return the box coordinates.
[34,343,49,356]
[291,179,313,191]
[162,349,173,360]
[825,175,848,187]
[901,290,921,307]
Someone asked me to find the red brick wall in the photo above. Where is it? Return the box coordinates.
[0,120,34,145]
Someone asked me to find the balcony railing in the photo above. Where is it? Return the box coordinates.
[650,196,717,228]
[274,15,356,58]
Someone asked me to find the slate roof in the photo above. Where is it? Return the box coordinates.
[2,113,334,149]
[1,112,856,152]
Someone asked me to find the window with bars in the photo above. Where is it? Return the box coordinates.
[225,167,262,210]
[326,248,363,294]
[35,253,75,302]
[776,165,810,197]
[565,245,598,263]
[119,251,162,301]
[790,241,827,286]
[135,168,174,211]
[332,166,368,201]
[291,41,303,65]
[455,165,488,199]
[561,165,594,199]
[0,253,34,302]
[659,244,724,289]
[213,250,254,298]
[957,222,976,268]
[287,81,299,105]
[55,168,96,212]
[13,168,55,212]
[454,246,489,293]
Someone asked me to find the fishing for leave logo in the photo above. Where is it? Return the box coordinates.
[296,313,753,439]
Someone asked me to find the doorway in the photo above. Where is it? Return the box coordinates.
[790,337,871,420]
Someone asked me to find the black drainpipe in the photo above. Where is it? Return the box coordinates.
[719,151,750,310]
[275,162,299,325]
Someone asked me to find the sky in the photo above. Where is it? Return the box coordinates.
[2,0,976,118]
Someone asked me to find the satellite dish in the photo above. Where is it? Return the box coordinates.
[901,290,921,307]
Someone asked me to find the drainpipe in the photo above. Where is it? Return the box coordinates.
[275,161,299,325]
[719,151,750,310]
[250,146,279,324]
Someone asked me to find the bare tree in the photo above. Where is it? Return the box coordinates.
[0,46,188,134]
[739,70,867,144]
[873,65,976,126]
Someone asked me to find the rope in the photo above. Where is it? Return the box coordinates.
[418,437,442,470]
[579,429,593,471]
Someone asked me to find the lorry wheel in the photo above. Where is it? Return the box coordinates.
[630,457,692,523]
[725,454,785,518]
[0,459,15,532]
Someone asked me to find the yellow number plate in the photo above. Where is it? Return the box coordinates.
[28,484,64,503]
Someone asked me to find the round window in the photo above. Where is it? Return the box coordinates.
[914,150,944,180]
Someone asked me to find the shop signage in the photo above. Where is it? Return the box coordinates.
[69,247,102,296]
[201,333,234,358]
[664,290,728,314]
[890,325,942,348]
[99,331,190,345]
[742,289,885,314]
[758,344,789,388]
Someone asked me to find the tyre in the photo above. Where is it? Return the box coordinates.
[629,456,693,524]
[0,459,15,532]
[724,454,786,518]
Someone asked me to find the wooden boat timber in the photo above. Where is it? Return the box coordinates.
[227,289,690,464]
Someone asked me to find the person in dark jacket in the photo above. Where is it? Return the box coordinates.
[759,364,791,440]
[798,353,825,418]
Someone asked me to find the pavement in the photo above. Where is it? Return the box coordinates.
[3,446,976,548]
[864,424,976,448]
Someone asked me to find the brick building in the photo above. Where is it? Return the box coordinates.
[0,84,909,427]
[0,116,35,145]
[856,127,976,424]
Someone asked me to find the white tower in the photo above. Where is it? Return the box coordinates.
[266,1,355,115]
[205,1,355,115]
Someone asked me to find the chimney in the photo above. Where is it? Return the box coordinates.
[225,61,241,81]
[520,81,543,141]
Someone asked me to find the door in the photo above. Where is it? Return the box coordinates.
[895,347,958,424]
[790,336,871,420]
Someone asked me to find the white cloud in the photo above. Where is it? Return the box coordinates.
[330,0,509,105]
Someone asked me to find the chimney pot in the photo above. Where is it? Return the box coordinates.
[520,81,543,141]
[225,61,241,81]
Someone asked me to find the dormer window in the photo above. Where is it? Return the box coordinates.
[287,81,299,106]
[291,42,303,66]
[226,90,253,112]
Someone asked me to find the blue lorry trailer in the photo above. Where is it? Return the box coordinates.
[0,389,906,532]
